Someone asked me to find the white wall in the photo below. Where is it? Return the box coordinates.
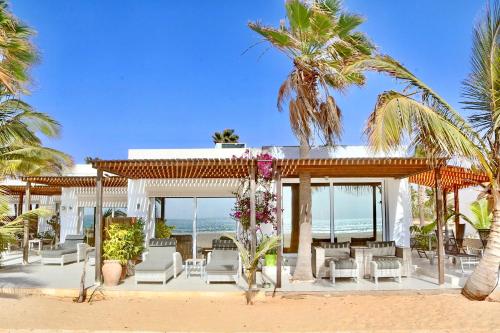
[385,178,413,246]
[59,187,127,242]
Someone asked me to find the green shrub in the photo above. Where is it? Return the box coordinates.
[103,219,145,265]
[155,220,175,238]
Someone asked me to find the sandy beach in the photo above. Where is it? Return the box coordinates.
[1,293,499,332]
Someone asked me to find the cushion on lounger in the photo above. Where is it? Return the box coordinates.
[367,241,396,257]
[373,257,401,269]
[330,258,356,270]
[41,248,76,258]
[206,249,239,273]
[63,235,85,248]
[135,259,173,272]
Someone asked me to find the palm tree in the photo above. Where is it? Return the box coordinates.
[364,2,499,300]
[0,0,37,94]
[212,129,240,144]
[249,0,439,280]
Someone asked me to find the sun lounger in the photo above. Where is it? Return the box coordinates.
[40,234,86,266]
[205,239,240,284]
[135,238,183,285]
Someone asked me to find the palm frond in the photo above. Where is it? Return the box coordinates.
[365,91,490,175]
[462,1,500,141]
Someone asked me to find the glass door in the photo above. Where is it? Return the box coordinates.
[311,185,331,244]
[195,197,236,258]
[333,184,382,243]
[163,198,195,259]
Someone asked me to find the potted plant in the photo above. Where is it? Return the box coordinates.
[461,199,492,248]
[264,247,277,266]
[102,220,145,286]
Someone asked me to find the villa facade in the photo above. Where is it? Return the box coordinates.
[27,145,419,257]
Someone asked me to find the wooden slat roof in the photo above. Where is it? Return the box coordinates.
[92,158,254,179]
[408,166,489,190]
[276,158,434,178]
[92,157,436,179]
[0,185,62,196]
[21,176,128,188]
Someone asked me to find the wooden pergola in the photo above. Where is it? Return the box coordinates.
[408,166,490,283]
[15,175,127,265]
[91,157,440,286]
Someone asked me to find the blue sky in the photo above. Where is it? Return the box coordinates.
[12,0,485,162]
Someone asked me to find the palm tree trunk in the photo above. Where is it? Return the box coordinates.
[292,141,314,281]
[418,185,426,227]
[462,178,500,300]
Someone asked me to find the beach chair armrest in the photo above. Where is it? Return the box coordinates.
[77,243,87,262]
[312,246,325,278]
[173,251,183,278]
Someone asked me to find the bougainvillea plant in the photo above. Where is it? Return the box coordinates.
[230,150,277,248]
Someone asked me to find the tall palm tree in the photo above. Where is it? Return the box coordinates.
[0,0,37,94]
[249,0,444,280]
[365,2,499,300]
[212,129,240,144]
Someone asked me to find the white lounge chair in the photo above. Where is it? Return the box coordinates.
[135,238,183,285]
[205,239,240,284]
[40,234,86,266]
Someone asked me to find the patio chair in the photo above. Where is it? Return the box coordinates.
[329,256,359,284]
[40,234,86,266]
[135,238,183,285]
[367,241,402,284]
[205,239,240,284]
[437,230,480,273]
[312,241,351,279]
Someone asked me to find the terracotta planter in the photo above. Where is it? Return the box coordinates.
[102,260,122,286]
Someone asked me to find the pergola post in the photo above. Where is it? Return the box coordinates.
[22,181,31,264]
[249,162,257,285]
[95,168,104,284]
[274,163,282,289]
[17,192,23,217]
[453,185,464,245]
[434,167,445,285]
[443,189,449,235]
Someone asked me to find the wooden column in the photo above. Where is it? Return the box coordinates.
[274,164,282,289]
[95,169,104,284]
[17,193,23,217]
[249,163,256,263]
[454,186,464,243]
[434,168,445,285]
[443,189,449,235]
[22,181,31,264]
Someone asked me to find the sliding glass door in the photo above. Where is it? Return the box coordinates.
[333,184,383,243]
[154,197,236,260]
[282,182,384,252]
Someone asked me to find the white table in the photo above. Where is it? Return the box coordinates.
[185,258,205,278]
[28,239,42,253]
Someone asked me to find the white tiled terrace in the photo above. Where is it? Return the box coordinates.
[0,251,465,295]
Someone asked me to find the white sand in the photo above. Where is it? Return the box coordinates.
[1,293,499,332]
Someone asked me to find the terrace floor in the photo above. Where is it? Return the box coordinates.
[0,250,466,295]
